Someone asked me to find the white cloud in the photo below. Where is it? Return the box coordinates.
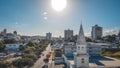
[85,32,91,37]
[103,27,119,36]
[84,27,119,37]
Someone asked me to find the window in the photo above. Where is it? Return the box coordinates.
[78,46,80,50]
[81,58,84,63]
[81,47,84,50]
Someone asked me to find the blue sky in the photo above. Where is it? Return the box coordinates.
[0,0,120,37]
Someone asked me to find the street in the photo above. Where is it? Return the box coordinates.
[31,44,51,68]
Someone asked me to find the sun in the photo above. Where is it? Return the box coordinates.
[51,0,67,11]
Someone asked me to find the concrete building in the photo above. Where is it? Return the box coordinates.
[64,29,73,40]
[6,33,20,41]
[5,43,22,52]
[91,25,102,40]
[63,24,89,68]
[13,31,17,36]
[64,44,76,57]
[64,42,102,58]
[63,24,120,68]
[46,32,52,40]
[1,29,7,36]
[87,42,101,56]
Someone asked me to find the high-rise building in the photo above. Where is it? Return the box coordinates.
[1,29,7,36]
[46,32,52,40]
[118,30,120,37]
[3,29,7,34]
[91,25,103,40]
[13,31,17,36]
[64,29,73,40]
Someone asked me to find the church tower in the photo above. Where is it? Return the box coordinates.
[74,24,89,68]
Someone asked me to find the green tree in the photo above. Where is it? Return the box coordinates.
[19,45,25,51]
[27,41,35,46]
[12,58,34,68]
[0,42,6,52]
[22,53,37,61]
[85,37,92,42]
[3,39,17,44]
[0,61,12,68]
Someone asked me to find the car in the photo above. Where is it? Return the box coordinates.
[42,65,48,68]
[42,53,44,56]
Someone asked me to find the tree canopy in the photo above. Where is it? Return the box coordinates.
[0,42,6,52]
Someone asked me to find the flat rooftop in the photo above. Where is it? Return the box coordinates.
[89,56,120,68]
[66,56,120,68]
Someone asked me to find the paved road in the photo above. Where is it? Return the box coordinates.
[31,44,51,68]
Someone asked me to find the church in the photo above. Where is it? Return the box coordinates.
[63,24,89,68]
[74,24,89,68]
[62,24,120,68]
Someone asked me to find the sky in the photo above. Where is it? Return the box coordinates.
[0,0,120,37]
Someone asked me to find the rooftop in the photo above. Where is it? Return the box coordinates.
[65,55,120,67]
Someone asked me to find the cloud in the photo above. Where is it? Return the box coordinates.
[85,32,91,37]
[84,27,119,37]
[103,28,119,36]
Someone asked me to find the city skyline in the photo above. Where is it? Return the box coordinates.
[0,0,120,37]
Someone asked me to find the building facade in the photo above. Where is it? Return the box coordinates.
[64,29,73,40]
[91,25,102,40]
[87,42,101,56]
[46,32,52,40]
[63,42,102,57]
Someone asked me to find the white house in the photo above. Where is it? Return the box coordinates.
[5,43,22,52]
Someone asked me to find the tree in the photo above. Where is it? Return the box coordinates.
[0,42,6,52]
[19,45,25,51]
[3,39,18,44]
[85,37,92,42]
[0,61,12,68]
[22,53,37,61]
[12,58,34,68]
[27,41,35,46]
[105,35,116,43]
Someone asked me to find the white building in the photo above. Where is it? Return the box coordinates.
[63,24,89,68]
[63,24,120,68]
[91,25,102,40]
[64,44,76,57]
[6,32,20,41]
[46,32,52,40]
[64,29,73,40]
[87,42,101,56]
[64,42,102,57]
[5,44,22,52]
[74,24,89,68]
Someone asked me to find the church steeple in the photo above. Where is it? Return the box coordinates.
[74,23,89,68]
[77,24,86,45]
[76,24,87,54]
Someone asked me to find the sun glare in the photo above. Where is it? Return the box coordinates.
[51,0,67,11]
